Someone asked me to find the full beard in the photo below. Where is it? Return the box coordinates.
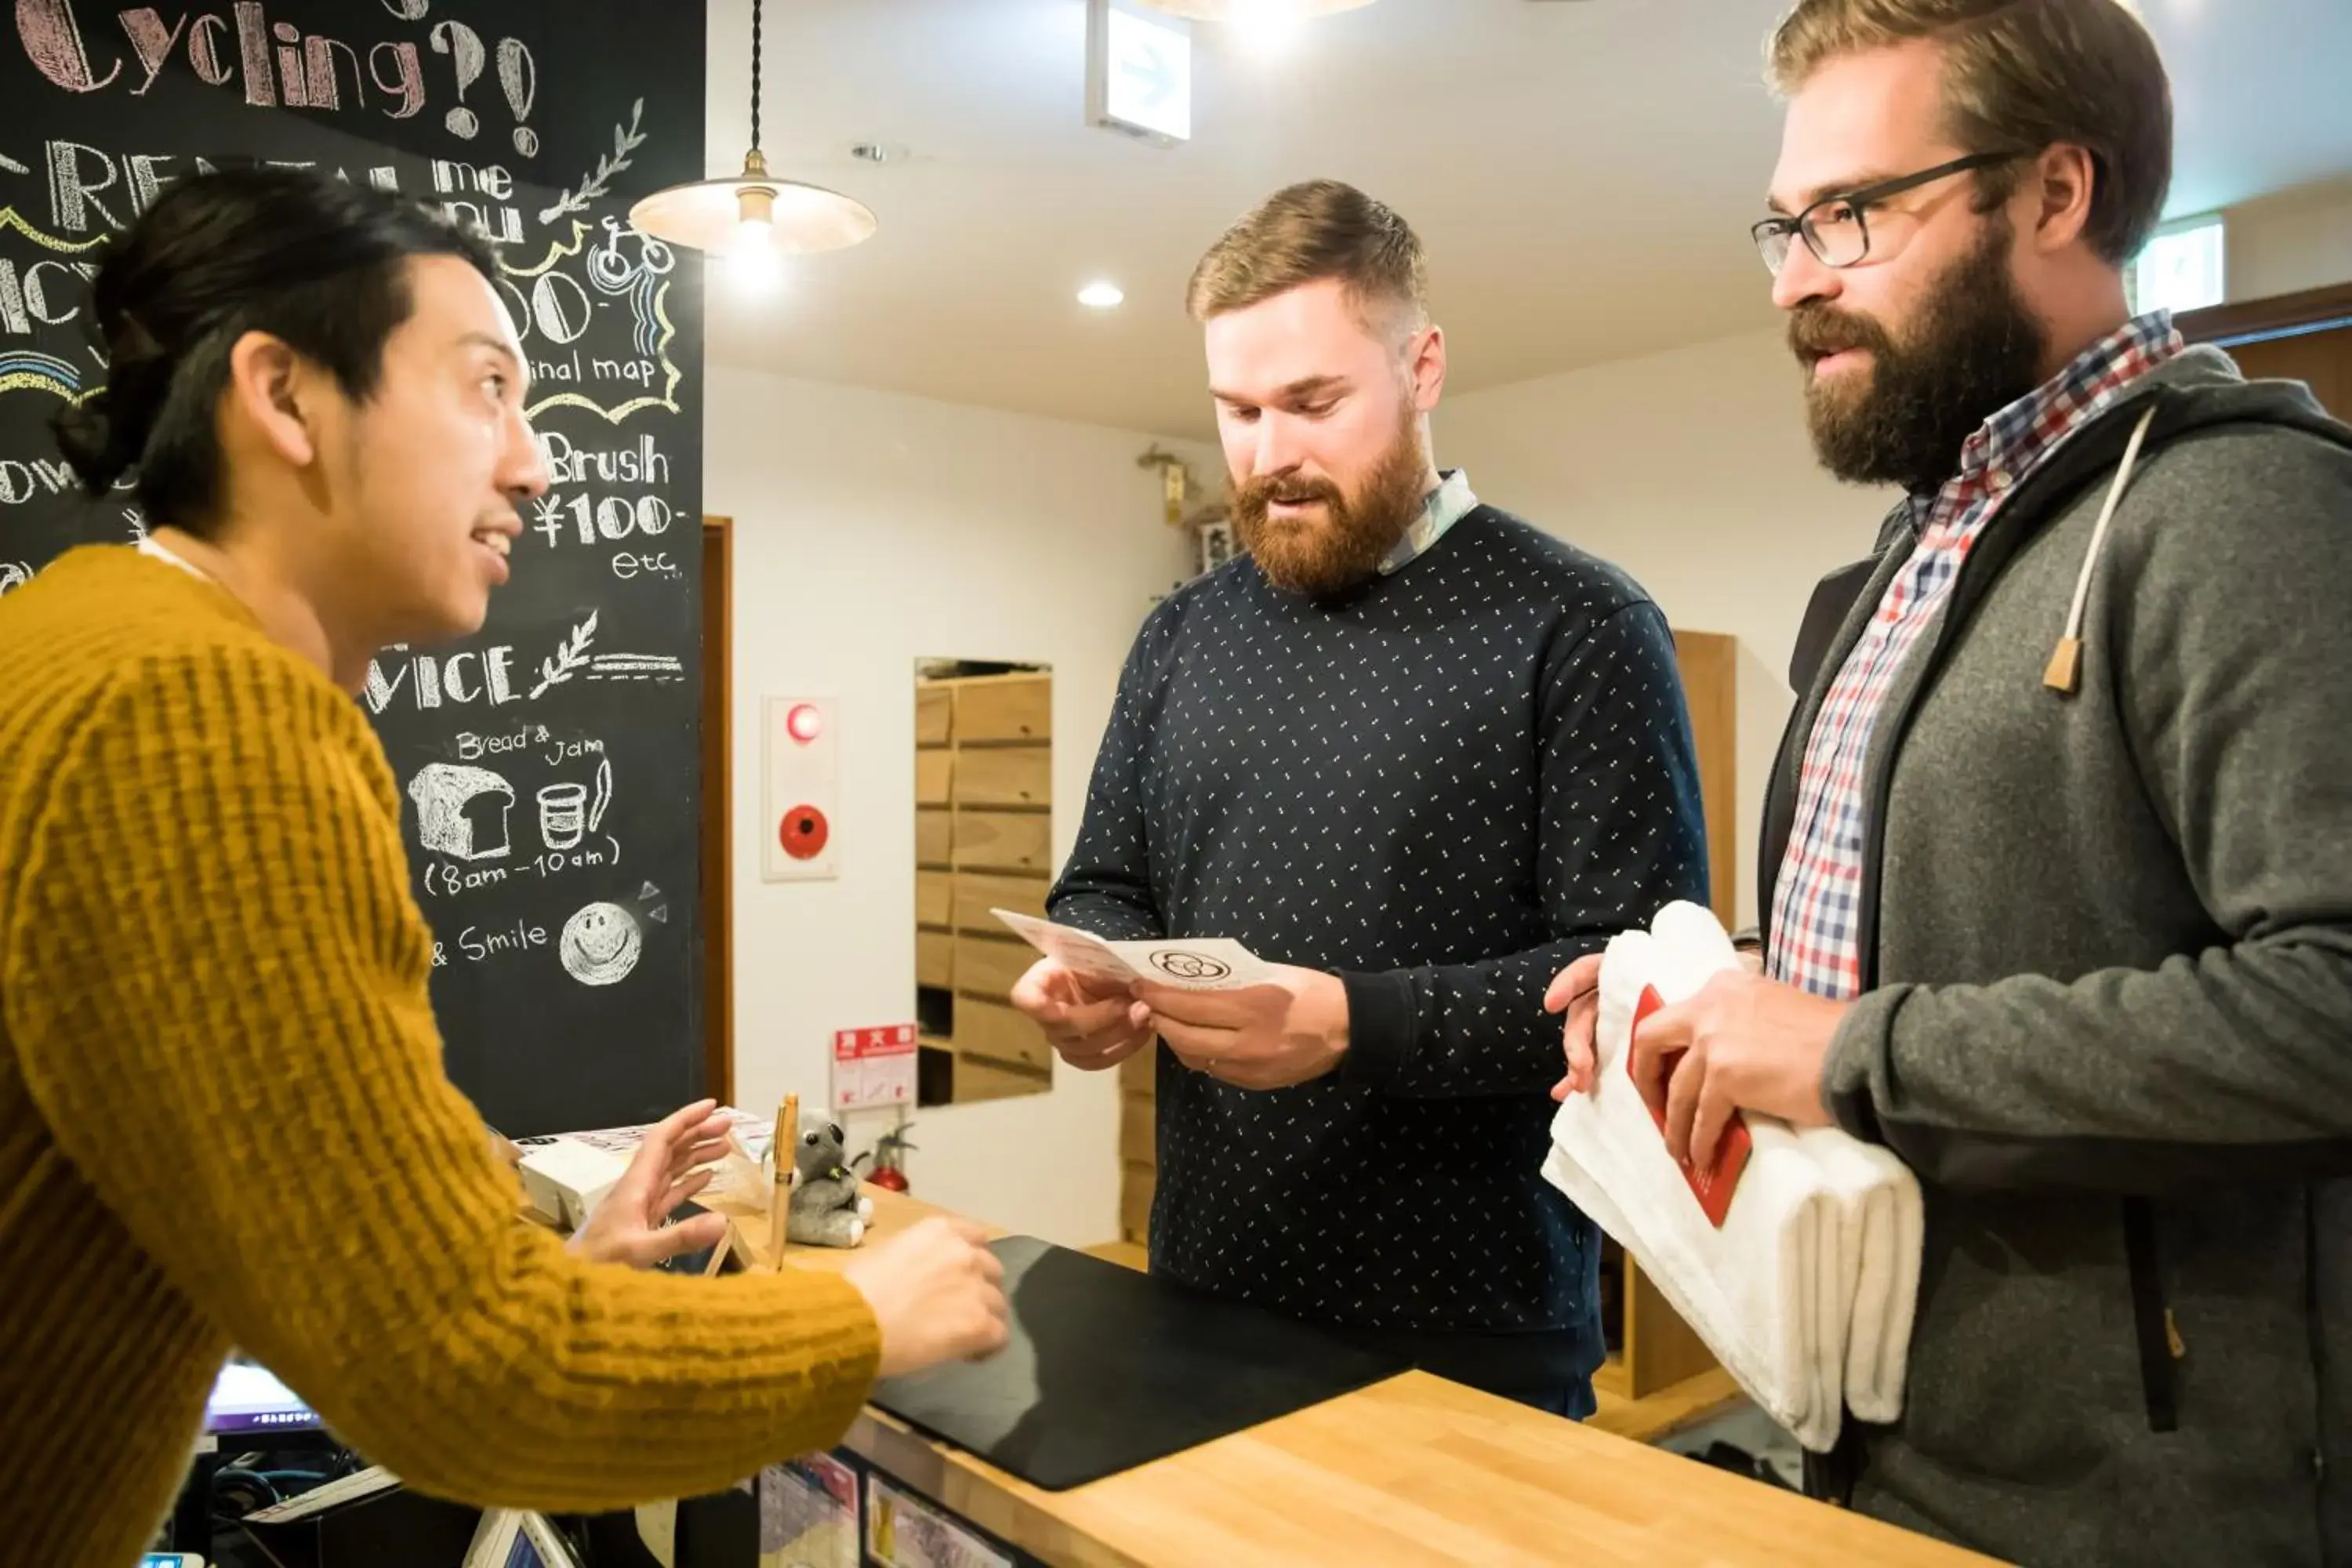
[1793,216,2049,493]
[1232,408,1432,599]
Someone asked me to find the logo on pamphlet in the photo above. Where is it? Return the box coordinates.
[1150,950,1231,982]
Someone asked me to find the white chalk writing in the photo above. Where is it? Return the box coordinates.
[0,455,82,503]
[430,918,549,968]
[364,644,521,713]
[529,491,673,549]
[610,550,680,582]
[12,2,538,155]
[536,432,670,488]
[420,835,619,898]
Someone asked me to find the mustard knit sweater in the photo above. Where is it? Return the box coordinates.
[0,546,881,1568]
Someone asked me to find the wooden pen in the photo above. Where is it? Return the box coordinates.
[769,1092,798,1268]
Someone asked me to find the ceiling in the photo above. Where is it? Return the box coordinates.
[700,0,2352,440]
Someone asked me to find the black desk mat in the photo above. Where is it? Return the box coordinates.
[868,1236,1412,1491]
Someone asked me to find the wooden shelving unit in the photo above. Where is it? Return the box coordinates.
[1582,627,1744,1425]
[1118,1047,1155,1245]
[916,668,1054,1105]
[1586,627,1746,1431]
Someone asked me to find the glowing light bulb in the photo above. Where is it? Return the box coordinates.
[729,217,779,288]
[1228,0,1305,55]
[728,187,781,288]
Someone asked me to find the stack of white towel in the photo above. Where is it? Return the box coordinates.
[1541,901,1924,1453]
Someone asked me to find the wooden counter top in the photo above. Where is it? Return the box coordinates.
[722,1188,1996,1568]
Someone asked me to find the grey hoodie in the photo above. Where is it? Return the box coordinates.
[1762,347,2352,1566]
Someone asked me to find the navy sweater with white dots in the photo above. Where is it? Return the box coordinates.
[1053,505,1710,1339]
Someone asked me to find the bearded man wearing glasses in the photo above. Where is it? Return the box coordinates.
[1545,2,2352,1563]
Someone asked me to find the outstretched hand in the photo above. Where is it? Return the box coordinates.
[565,1098,734,1269]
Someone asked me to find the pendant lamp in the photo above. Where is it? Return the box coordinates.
[1140,0,1377,18]
[627,0,875,260]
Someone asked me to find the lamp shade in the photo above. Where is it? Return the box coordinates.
[627,151,875,256]
[1139,0,1376,16]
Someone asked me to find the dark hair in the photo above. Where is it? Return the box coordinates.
[53,165,499,534]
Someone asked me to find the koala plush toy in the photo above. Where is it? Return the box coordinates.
[786,1117,875,1249]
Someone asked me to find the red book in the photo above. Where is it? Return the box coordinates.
[1629,985,1751,1228]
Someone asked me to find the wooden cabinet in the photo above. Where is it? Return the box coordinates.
[915,870,953,930]
[1119,1092,1154,1165]
[916,808,953,868]
[954,746,1051,809]
[916,931,954,991]
[1120,1157,1156,1246]
[955,998,1054,1073]
[1671,629,1739,934]
[1119,1048,1155,1247]
[953,870,1048,933]
[1596,626,1740,1415]
[953,934,1034,1000]
[955,1052,1054,1105]
[953,810,1053,875]
[916,668,1056,1105]
[915,748,953,808]
[916,683,954,746]
[952,673,1051,743]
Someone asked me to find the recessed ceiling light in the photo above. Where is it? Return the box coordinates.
[1078,281,1126,310]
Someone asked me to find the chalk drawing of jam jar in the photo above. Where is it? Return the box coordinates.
[539,784,588,850]
[408,764,516,861]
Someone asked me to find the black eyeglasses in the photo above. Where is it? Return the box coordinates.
[1752,151,2025,275]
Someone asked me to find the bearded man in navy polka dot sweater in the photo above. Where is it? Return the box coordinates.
[1016,181,1709,1417]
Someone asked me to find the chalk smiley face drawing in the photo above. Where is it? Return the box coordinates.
[561,901,642,986]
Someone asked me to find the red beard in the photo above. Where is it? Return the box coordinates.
[1233,412,1431,597]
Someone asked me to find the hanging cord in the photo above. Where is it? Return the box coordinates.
[750,0,764,154]
[2044,403,2159,695]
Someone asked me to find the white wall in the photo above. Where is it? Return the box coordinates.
[706,367,1203,1248]
[1436,331,1896,930]
[2224,176,2352,302]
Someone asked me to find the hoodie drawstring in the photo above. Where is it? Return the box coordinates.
[2045,405,2160,695]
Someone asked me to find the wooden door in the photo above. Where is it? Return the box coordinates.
[2229,324,2351,419]
[2180,281,2352,421]
[1670,629,1738,933]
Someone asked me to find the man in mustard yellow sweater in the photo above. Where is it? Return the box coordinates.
[0,167,1008,1568]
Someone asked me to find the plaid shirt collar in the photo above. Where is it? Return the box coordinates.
[1381,468,1479,575]
[1907,310,2184,531]
[1766,310,2185,1004]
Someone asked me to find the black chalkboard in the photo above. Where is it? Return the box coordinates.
[0,1,709,1138]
